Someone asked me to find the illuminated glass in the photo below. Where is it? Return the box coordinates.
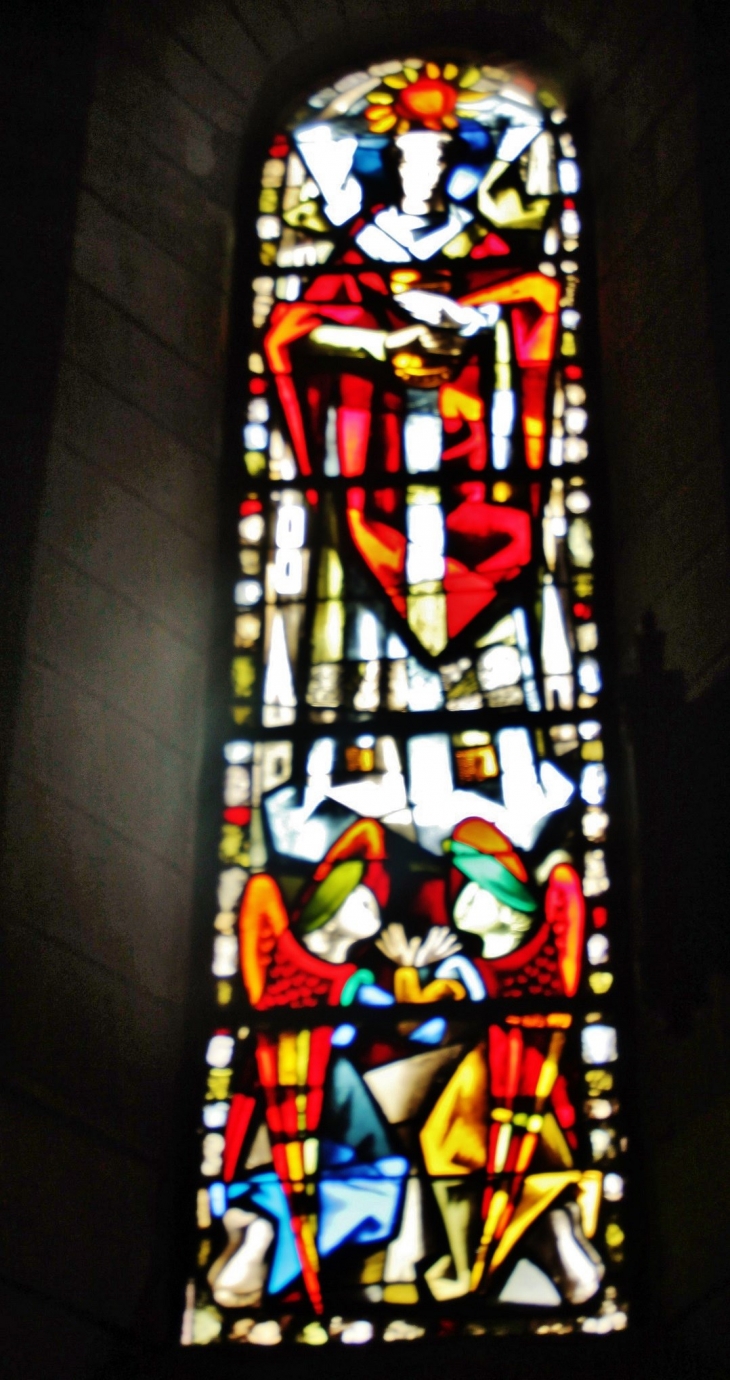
[183,56,627,1348]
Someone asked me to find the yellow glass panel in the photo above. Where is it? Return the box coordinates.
[421,1046,488,1176]
[407,591,448,656]
[312,600,344,663]
[278,1032,298,1086]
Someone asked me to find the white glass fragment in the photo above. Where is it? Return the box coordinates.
[492,389,516,438]
[386,631,409,659]
[561,208,581,237]
[499,1258,562,1306]
[206,1034,235,1067]
[224,766,250,806]
[201,1133,225,1176]
[212,934,238,978]
[203,1102,230,1129]
[406,501,445,580]
[350,607,383,661]
[581,763,607,806]
[566,488,590,514]
[565,405,587,434]
[384,1177,425,1283]
[497,123,539,163]
[564,437,589,463]
[272,549,303,596]
[239,513,265,543]
[323,405,339,476]
[262,612,297,724]
[542,577,574,710]
[275,503,306,549]
[578,658,602,695]
[577,622,598,653]
[581,1024,618,1064]
[491,728,575,850]
[587,1098,613,1120]
[223,742,253,766]
[374,203,472,261]
[352,660,381,713]
[603,1173,624,1202]
[275,274,301,301]
[341,1321,374,1345]
[407,659,444,711]
[217,866,247,910]
[234,580,263,606]
[404,413,443,474]
[525,130,556,194]
[590,1127,614,1159]
[294,124,362,226]
[514,607,541,711]
[355,223,411,263]
[261,741,293,792]
[477,644,522,691]
[256,216,281,241]
[447,166,481,200]
[587,933,610,965]
[584,849,609,896]
[493,436,512,469]
[582,807,609,842]
[558,159,580,193]
[250,1320,282,1346]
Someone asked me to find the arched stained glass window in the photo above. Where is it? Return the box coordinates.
[183,54,627,1348]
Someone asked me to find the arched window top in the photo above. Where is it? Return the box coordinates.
[257,55,572,276]
[184,55,626,1349]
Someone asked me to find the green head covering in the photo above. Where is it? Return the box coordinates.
[444,840,537,913]
[298,860,366,934]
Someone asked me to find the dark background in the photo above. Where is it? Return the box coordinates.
[3,0,730,1375]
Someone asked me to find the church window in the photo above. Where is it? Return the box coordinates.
[182,55,627,1348]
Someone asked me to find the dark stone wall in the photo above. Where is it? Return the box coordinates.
[2,1,730,1375]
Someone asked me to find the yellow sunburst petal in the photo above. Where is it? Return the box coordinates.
[384,74,408,89]
[371,112,397,133]
[396,118,410,134]
[443,62,459,80]
[459,66,481,87]
[368,90,394,105]
[403,67,419,83]
[425,61,441,78]
[443,114,459,129]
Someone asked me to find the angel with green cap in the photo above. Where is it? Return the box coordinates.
[444,817,585,999]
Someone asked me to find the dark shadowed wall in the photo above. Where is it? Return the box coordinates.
[3,1,730,1376]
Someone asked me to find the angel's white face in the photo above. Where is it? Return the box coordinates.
[302,885,381,965]
[453,880,532,959]
[396,131,450,215]
[332,885,381,940]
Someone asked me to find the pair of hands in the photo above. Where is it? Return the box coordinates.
[398,289,501,336]
[375,923,462,968]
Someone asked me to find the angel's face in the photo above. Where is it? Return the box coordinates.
[453,880,532,959]
[302,884,382,966]
[395,131,450,215]
[330,884,381,941]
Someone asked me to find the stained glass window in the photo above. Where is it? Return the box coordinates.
[183,56,627,1348]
